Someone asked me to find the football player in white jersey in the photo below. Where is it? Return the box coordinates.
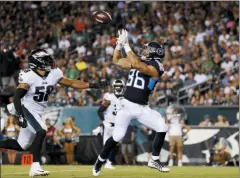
[97,79,125,169]
[0,49,108,177]
[93,30,169,176]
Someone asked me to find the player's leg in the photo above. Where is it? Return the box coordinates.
[93,109,131,176]
[103,127,118,169]
[21,106,49,177]
[0,138,24,151]
[137,107,169,172]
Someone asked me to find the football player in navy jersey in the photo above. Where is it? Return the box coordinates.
[93,30,169,176]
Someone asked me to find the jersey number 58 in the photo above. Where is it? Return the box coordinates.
[33,85,54,102]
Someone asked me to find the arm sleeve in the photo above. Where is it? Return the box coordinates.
[13,88,28,116]
[97,104,108,121]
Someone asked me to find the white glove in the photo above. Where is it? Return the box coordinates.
[116,30,123,50]
[117,29,132,52]
[7,103,16,115]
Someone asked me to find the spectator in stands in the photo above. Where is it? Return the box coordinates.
[58,36,70,51]
[55,88,69,106]
[221,54,234,71]
[4,115,20,164]
[191,90,204,106]
[0,2,238,107]
[58,116,81,164]
[199,114,213,127]
[121,125,135,165]
[184,72,196,86]
[214,115,229,127]
[194,69,208,84]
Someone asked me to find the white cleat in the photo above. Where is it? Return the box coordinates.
[92,167,100,177]
[104,163,115,169]
[93,158,104,177]
[148,158,170,173]
[29,168,49,177]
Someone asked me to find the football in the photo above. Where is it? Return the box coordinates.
[92,10,112,24]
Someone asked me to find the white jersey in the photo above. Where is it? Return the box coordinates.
[167,114,183,136]
[18,68,63,114]
[103,93,121,123]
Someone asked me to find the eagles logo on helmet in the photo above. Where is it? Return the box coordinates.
[112,79,125,97]
[28,49,55,71]
[138,41,165,61]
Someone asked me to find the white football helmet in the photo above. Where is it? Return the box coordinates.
[112,79,125,96]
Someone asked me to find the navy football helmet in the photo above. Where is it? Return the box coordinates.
[28,49,55,71]
[138,41,165,61]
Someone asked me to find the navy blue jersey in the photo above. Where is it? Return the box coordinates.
[124,60,164,105]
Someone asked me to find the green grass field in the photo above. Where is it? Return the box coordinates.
[0,165,238,178]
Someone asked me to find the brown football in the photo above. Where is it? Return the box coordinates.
[93,11,112,24]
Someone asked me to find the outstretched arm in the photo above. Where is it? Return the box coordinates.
[58,77,89,89]
[58,77,108,89]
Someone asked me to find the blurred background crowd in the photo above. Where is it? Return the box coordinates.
[0,1,239,107]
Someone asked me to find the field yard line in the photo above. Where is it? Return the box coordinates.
[1,168,135,176]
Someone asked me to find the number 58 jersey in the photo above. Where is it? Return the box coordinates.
[124,60,164,105]
[18,68,63,114]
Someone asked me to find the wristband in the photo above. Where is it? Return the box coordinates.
[124,44,132,53]
[116,43,122,50]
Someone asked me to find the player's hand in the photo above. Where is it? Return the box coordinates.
[116,30,123,50]
[89,79,109,89]
[117,29,132,53]
[16,114,28,128]
[117,29,129,47]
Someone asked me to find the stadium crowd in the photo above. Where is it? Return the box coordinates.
[0,1,239,107]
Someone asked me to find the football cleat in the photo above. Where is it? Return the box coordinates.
[148,158,170,173]
[104,160,115,169]
[93,158,104,176]
[29,167,49,177]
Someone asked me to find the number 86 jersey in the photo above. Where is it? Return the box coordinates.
[18,68,63,114]
[124,60,164,105]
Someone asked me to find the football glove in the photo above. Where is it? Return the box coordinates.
[89,79,109,89]
[16,113,28,128]
[117,29,132,52]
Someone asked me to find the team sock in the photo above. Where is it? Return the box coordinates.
[30,130,46,162]
[151,132,166,160]
[108,145,119,163]
[99,137,119,161]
